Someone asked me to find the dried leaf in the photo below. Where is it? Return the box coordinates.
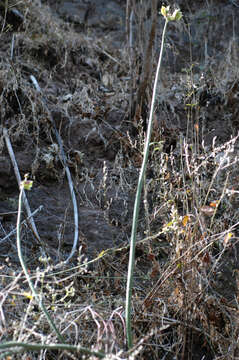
[147,252,155,261]
[209,200,220,208]
[201,252,211,266]
[200,206,215,216]
[150,263,159,278]
[114,271,121,290]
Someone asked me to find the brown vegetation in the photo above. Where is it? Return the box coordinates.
[0,0,239,359]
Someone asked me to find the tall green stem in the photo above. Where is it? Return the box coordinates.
[125,18,168,349]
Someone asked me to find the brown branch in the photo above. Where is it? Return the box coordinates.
[135,0,158,118]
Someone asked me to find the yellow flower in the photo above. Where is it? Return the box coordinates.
[161,6,182,21]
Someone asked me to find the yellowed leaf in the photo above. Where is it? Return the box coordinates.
[182,215,189,227]
[23,292,33,300]
[224,232,234,246]
[98,250,105,258]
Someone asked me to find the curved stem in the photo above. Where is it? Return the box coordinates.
[17,184,65,343]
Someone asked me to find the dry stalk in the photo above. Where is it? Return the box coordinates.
[3,127,42,245]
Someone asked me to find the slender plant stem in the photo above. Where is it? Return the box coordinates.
[0,341,105,359]
[17,183,65,343]
[30,75,79,264]
[4,127,42,244]
[125,18,168,349]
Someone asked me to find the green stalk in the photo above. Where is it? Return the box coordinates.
[125,18,168,349]
[17,180,65,343]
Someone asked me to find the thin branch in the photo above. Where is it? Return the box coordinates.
[0,205,43,245]
[0,341,105,359]
[3,127,42,245]
[135,0,158,115]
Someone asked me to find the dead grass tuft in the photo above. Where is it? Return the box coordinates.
[0,1,239,359]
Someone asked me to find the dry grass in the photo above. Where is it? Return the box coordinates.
[0,1,239,359]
